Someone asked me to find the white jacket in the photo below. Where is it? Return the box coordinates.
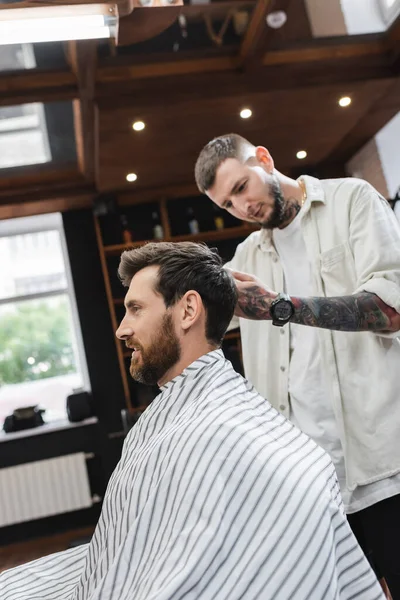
[227,176,400,491]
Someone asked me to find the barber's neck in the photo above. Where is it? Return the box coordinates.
[276,172,305,229]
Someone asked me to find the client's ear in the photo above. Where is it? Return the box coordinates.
[179,290,203,331]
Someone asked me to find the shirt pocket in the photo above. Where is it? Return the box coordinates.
[319,242,356,296]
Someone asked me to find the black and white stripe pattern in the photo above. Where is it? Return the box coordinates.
[0,351,384,600]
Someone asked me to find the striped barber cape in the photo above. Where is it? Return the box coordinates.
[0,350,384,600]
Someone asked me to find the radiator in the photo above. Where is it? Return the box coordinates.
[0,453,93,527]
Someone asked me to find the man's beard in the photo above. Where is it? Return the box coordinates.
[260,176,286,230]
[129,313,181,386]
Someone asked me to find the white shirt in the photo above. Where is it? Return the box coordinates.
[0,351,384,600]
[394,199,400,225]
[273,212,400,513]
[226,176,400,493]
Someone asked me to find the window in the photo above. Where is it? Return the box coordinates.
[378,0,400,24]
[0,44,51,170]
[0,214,90,426]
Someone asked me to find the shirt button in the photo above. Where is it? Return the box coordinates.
[280,329,285,335]
[273,256,278,263]
[280,366,286,372]
[279,405,286,411]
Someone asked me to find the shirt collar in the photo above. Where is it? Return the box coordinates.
[159,349,225,393]
[258,175,326,250]
[301,175,326,205]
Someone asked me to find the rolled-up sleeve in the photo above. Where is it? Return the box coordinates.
[350,183,400,334]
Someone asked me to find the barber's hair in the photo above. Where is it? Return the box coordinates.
[118,241,237,345]
[195,133,255,193]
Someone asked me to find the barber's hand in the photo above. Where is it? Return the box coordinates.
[227,269,278,320]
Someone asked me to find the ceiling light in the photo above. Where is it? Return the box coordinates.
[266,10,287,29]
[240,108,252,119]
[339,96,352,107]
[126,173,138,183]
[132,121,145,131]
[0,4,117,46]
[296,150,307,160]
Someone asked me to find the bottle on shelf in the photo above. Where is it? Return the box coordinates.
[213,205,225,231]
[187,207,200,234]
[120,214,133,244]
[152,211,164,240]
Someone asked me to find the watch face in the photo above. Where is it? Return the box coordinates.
[273,300,293,321]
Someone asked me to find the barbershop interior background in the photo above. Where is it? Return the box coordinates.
[0,0,399,571]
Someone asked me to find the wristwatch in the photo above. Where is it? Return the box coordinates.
[269,293,295,327]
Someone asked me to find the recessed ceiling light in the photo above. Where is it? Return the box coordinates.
[339,96,351,107]
[296,150,307,160]
[266,10,287,29]
[126,173,137,182]
[240,108,252,119]
[132,121,145,131]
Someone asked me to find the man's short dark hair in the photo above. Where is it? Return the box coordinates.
[194,133,255,193]
[118,241,237,346]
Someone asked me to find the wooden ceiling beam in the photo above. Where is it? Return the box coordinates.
[238,0,296,69]
[182,0,255,20]
[66,40,98,183]
[387,13,400,46]
[97,55,238,84]
[387,14,400,71]
[0,192,94,221]
[0,182,95,220]
[96,55,394,111]
[262,37,388,66]
[0,165,82,194]
[237,0,274,67]
[0,29,395,108]
[0,70,77,107]
[97,33,393,87]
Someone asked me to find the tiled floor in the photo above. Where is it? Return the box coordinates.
[0,526,95,573]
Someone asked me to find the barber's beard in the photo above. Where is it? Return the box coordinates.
[260,176,286,230]
[129,313,181,386]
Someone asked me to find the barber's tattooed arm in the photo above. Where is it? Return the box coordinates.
[290,293,400,332]
[230,270,400,332]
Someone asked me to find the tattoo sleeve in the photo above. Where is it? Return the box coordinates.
[237,287,400,332]
[291,292,400,332]
[236,285,273,320]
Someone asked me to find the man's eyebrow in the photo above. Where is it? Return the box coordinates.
[125,299,140,310]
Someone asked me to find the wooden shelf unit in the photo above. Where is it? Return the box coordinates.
[94,194,253,413]
[103,225,257,256]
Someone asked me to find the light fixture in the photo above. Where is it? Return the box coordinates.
[126,173,138,183]
[0,4,117,46]
[296,150,307,160]
[339,96,352,107]
[266,10,287,29]
[132,121,145,131]
[240,108,252,119]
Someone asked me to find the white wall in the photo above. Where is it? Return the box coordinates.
[376,111,400,198]
[340,0,386,34]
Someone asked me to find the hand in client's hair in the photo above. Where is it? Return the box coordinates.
[225,268,278,320]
